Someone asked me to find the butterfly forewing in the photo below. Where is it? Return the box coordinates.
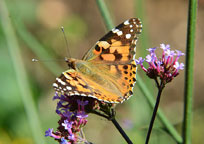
[82,18,142,62]
[53,18,142,103]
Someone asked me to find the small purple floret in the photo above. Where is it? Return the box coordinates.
[45,128,53,137]
[76,111,88,119]
[160,43,170,51]
[147,47,157,54]
[174,62,185,70]
[68,133,76,141]
[176,50,185,57]
[77,100,89,106]
[62,120,73,130]
[135,57,144,65]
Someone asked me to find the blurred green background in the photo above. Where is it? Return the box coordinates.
[0,0,203,144]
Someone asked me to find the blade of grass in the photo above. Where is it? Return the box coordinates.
[134,0,155,96]
[134,0,149,55]
[13,18,63,75]
[183,0,197,143]
[96,0,114,31]
[95,0,182,143]
[0,0,45,144]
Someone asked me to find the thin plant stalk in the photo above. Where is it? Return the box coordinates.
[0,0,45,144]
[183,0,197,143]
[137,76,182,143]
[111,118,133,144]
[145,81,164,144]
[95,0,182,143]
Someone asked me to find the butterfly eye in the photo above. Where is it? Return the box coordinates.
[66,59,75,69]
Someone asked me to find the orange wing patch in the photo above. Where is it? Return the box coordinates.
[101,54,116,61]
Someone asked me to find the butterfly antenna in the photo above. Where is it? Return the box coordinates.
[31,58,64,62]
[61,26,71,59]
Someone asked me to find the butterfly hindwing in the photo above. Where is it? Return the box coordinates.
[53,70,124,103]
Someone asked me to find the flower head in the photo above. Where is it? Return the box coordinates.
[45,90,115,144]
[135,44,185,85]
[45,93,91,143]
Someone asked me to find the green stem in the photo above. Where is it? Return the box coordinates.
[111,118,133,144]
[137,76,182,143]
[134,0,150,56]
[145,82,164,144]
[95,0,114,31]
[0,0,45,144]
[95,0,182,143]
[183,0,197,143]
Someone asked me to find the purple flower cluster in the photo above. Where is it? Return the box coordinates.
[45,93,89,144]
[135,44,184,84]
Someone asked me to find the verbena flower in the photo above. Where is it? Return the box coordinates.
[135,44,185,85]
[45,92,115,143]
[45,93,90,143]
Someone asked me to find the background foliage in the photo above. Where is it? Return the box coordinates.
[0,0,203,143]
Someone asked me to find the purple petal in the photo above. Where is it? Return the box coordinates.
[53,93,60,100]
[68,133,76,141]
[146,55,152,63]
[45,128,53,137]
[160,44,170,51]
[62,120,73,130]
[169,50,176,56]
[76,111,88,119]
[147,47,157,54]
[63,110,73,119]
[174,62,185,70]
[56,101,64,109]
[175,50,185,57]
[77,100,89,106]
[146,54,156,63]
[135,57,144,65]
[157,61,162,66]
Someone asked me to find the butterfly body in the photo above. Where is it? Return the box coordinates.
[53,18,142,103]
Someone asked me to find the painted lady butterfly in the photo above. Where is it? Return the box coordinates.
[53,18,142,103]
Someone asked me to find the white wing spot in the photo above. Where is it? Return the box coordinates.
[125,34,131,39]
[130,29,133,32]
[56,78,66,85]
[116,31,123,36]
[130,25,133,28]
[69,92,75,96]
[124,20,129,25]
[53,83,58,88]
[112,28,119,33]
[74,91,80,95]
[132,39,137,45]
[66,86,72,90]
